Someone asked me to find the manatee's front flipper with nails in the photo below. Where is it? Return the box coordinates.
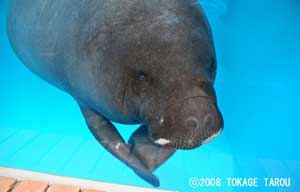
[80,106,159,187]
[128,125,176,172]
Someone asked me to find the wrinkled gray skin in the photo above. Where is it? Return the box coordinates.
[7,0,223,186]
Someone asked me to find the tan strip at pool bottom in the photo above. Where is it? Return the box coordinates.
[0,167,177,192]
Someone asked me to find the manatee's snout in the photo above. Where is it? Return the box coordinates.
[150,97,223,150]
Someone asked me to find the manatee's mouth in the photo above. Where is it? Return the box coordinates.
[152,128,223,150]
[144,93,223,150]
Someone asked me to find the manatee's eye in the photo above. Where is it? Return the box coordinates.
[138,71,146,81]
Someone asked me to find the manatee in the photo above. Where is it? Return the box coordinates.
[7,0,224,186]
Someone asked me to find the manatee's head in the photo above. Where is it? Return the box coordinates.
[122,22,223,149]
[126,5,224,149]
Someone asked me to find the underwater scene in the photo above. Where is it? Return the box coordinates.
[0,0,300,191]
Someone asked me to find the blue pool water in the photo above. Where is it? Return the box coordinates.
[1,0,300,191]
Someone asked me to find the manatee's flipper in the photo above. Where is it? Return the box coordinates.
[128,125,176,172]
[80,106,159,187]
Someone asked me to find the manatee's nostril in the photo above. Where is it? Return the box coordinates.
[185,116,200,129]
[203,113,213,127]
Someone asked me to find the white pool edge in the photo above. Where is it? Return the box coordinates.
[0,166,177,192]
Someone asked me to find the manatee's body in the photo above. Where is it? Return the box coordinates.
[7,0,223,186]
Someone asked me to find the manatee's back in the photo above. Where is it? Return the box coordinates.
[7,0,214,103]
[7,0,108,91]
